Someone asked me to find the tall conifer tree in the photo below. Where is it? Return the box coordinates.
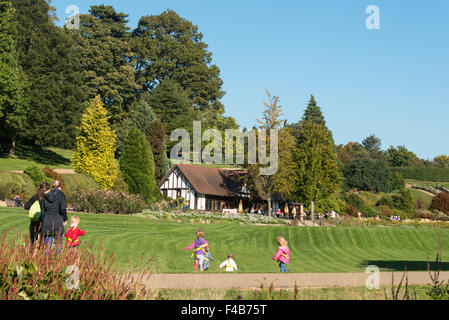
[72,96,119,190]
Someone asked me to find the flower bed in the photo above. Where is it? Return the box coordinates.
[139,210,289,225]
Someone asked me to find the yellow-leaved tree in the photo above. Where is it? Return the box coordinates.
[72,96,118,189]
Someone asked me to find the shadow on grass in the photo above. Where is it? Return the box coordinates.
[363,260,449,271]
[0,144,71,167]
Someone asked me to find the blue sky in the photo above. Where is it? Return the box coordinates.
[52,0,449,160]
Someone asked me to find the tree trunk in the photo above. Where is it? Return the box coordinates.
[311,200,314,221]
[9,135,17,158]
[267,195,272,217]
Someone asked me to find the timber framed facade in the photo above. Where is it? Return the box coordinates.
[158,164,250,211]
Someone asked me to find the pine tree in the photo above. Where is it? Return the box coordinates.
[72,96,119,190]
[293,120,342,205]
[146,119,170,182]
[130,100,156,134]
[0,0,29,156]
[301,95,326,126]
[120,126,162,203]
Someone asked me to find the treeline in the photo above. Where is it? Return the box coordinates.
[337,135,449,190]
[0,1,237,155]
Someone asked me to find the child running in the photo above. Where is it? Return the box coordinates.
[185,229,209,271]
[64,216,86,253]
[272,236,290,272]
[219,254,238,272]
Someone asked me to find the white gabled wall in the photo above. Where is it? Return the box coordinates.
[159,168,198,210]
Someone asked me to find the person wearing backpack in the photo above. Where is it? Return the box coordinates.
[24,182,50,246]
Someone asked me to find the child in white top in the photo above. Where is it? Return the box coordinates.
[219,254,238,272]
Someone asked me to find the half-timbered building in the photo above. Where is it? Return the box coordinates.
[158,164,250,211]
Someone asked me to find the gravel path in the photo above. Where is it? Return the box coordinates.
[138,272,449,290]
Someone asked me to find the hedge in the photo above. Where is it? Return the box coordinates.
[394,167,449,182]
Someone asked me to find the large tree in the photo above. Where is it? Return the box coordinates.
[146,79,197,149]
[132,10,225,127]
[13,0,87,148]
[292,95,341,207]
[293,120,342,206]
[74,5,140,126]
[0,0,28,156]
[244,91,297,216]
[72,96,119,190]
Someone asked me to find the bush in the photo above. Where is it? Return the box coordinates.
[378,206,392,218]
[315,194,346,214]
[392,189,415,214]
[376,196,395,208]
[343,158,392,192]
[344,193,365,210]
[111,171,129,194]
[0,171,35,200]
[67,190,146,214]
[0,230,151,300]
[430,193,449,214]
[24,164,49,186]
[361,206,379,217]
[345,205,358,217]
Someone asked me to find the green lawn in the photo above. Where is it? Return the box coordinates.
[1,207,448,274]
[0,145,73,171]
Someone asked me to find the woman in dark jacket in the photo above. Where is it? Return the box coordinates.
[24,182,50,245]
[41,180,68,252]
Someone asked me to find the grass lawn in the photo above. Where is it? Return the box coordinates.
[1,207,449,274]
[409,189,434,208]
[0,145,73,171]
[156,285,432,300]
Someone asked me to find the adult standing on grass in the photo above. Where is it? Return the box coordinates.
[41,180,68,253]
[24,182,50,246]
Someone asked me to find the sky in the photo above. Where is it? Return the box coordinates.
[51,0,449,160]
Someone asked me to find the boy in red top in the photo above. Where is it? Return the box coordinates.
[64,216,85,252]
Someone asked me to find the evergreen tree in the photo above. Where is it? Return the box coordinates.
[132,10,225,127]
[130,100,156,134]
[362,134,382,154]
[72,96,119,190]
[120,126,162,203]
[0,0,28,156]
[147,79,197,148]
[301,95,326,126]
[293,120,342,205]
[12,0,87,148]
[146,120,170,182]
[74,5,140,126]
